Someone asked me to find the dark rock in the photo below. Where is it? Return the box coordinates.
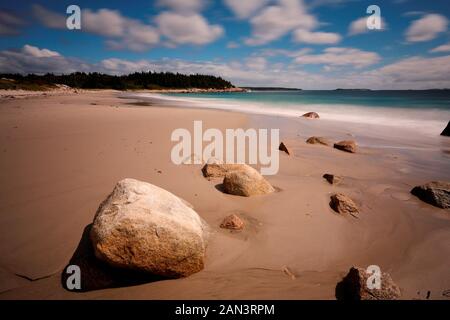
[441,121,450,136]
[302,112,319,119]
[330,193,359,218]
[334,140,357,153]
[278,142,290,155]
[336,267,401,300]
[323,174,343,185]
[411,181,450,209]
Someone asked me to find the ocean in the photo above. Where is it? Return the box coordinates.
[161,90,450,137]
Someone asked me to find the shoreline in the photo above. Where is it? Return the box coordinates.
[0,90,449,300]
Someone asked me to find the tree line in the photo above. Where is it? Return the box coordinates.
[0,72,234,90]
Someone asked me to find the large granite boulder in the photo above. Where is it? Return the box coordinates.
[223,165,275,197]
[336,267,401,300]
[411,181,450,209]
[334,140,357,153]
[90,178,208,278]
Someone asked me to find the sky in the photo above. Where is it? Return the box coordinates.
[0,0,450,89]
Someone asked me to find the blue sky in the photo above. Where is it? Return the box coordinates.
[0,0,450,89]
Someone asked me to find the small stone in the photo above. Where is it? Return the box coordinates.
[220,214,244,230]
[306,136,330,146]
[279,142,290,155]
[323,174,343,185]
[302,112,320,119]
[330,193,359,218]
[334,140,357,153]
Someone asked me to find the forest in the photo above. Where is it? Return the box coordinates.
[0,72,235,90]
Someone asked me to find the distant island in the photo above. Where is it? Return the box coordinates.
[0,72,237,91]
[242,87,302,91]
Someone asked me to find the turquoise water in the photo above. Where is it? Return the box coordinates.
[127,90,450,137]
[169,90,450,110]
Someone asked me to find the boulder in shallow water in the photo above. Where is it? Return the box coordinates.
[306,136,330,146]
[336,267,401,300]
[302,112,320,119]
[90,178,208,278]
[330,193,359,218]
[441,121,450,136]
[334,140,357,153]
[411,181,450,209]
[223,165,275,197]
[278,142,290,155]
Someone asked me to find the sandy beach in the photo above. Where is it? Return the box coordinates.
[0,90,449,300]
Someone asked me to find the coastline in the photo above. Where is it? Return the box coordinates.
[0,90,449,299]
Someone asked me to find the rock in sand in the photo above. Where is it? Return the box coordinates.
[410,181,450,209]
[330,193,359,217]
[336,267,401,300]
[201,162,246,178]
[220,214,245,230]
[302,112,320,119]
[223,165,275,197]
[306,136,330,146]
[279,142,290,155]
[323,174,343,185]
[441,121,450,136]
[90,178,208,278]
[334,140,357,153]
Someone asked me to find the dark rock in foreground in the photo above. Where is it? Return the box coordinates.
[278,142,290,155]
[411,181,450,209]
[336,267,401,300]
[441,121,450,136]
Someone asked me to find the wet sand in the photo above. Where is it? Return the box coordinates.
[0,90,449,299]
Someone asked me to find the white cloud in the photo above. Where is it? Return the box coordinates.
[82,9,127,37]
[430,43,450,53]
[294,47,380,68]
[245,0,318,45]
[293,29,341,44]
[227,41,240,49]
[0,45,88,74]
[156,0,204,13]
[0,10,25,35]
[348,16,387,36]
[245,56,267,70]
[155,12,224,45]
[224,0,270,19]
[22,45,60,58]
[405,14,448,42]
[2,45,450,89]
[32,4,66,29]
[375,55,450,84]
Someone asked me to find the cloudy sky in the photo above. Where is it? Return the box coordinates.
[0,0,450,89]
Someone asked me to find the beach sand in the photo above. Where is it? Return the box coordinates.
[0,90,449,300]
